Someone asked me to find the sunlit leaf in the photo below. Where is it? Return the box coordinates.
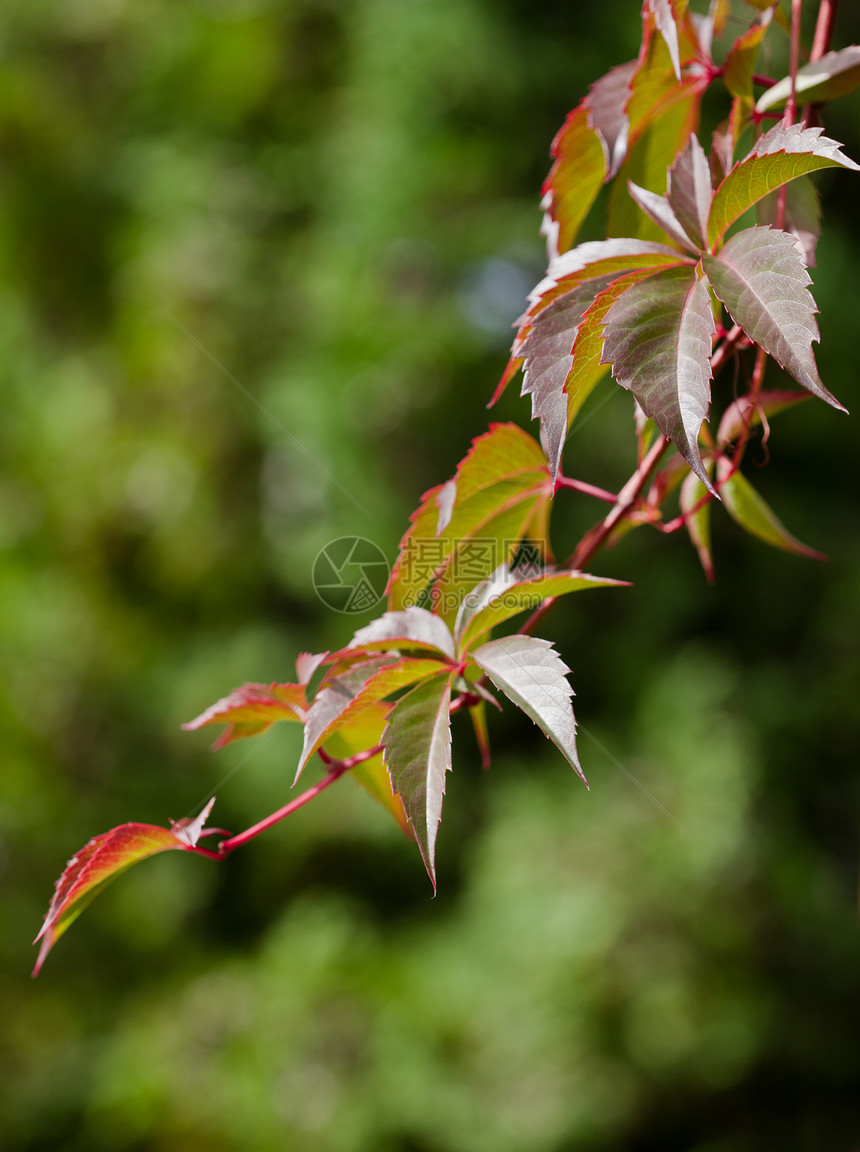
[297,656,449,782]
[722,16,770,108]
[707,124,859,248]
[382,671,454,889]
[540,102,607,257]
[588,61,637,179]
[702,226,845,411]
[716,388,809,447]
[667,134,713,251]
[648,0,685,81]
[756,46,860,113]
[601,265,717,490]
[33,800,217,976]
[182,682,306,749]
[717,459,826,559]
[349,606,456,660]
[472,635,586,786]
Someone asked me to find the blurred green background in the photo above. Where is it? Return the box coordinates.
[2,0,860,1148]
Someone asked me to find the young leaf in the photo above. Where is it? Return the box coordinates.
[350,606,456,659]
[541,103,607,258]
[716,459,826,559]
[756,46,860,114]
[648,0,684,82]
[667,134,713,251]
[722,17,770,108]
[321,701,412,838]
[296,656,450,782]
[382,671,454,889]
[680,467,715,582]
[757,175,821,267]
[707,124,859,249]
[457,569,625,652]
[627,180,699,253]
[468,697,492,769]
[716,388,809,448]
[702,227,845,411]
[33,800,217,977]
[386,425,552,619]
[601,265,717,491]
[472,635,586,786]
[182,682,306,749]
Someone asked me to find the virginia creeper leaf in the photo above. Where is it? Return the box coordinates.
[601,265,717,490]
[716,458,826,559]
[757,175,821,267]
[707,124,859,248]
[469,697,492,769]
[667,134,713,251]
[680,467,714,582]
[540,103,607,258]
[722,17,770,108]
[386,425,552,620]
[649,0,684,81]
[297,656,450,782]
[716,388,809,447]
[295,651,329,685]
[472,635,586,786]
[382,671,454,889]
[321,700,412,837]
[457,569,626,652]
[756,46,860,114]
[33,799,217,976]
[587,62,637,179]
[564,269,660,428]
[183,681,306,750]
[702,227,845,411]
[628,180,699,252]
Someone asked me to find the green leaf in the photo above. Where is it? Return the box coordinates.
[456,568,626,652]
[297,656,449,782]
[472,635,586,786]
[680,467,714,582]
[382,671,454,889]
[386,425,552,621]
[322,701,413,838]
[707,124,859,248]
[182,681,306,749]
[716,459,826,559]
[756,46,860,113]
[667,134,714,251]
[702,226,845,411]
[722,17,770,108]
[648,0,685,82]
[601,265,717,491]
[33,800,217,976]
[541,102,607,257]
[716,388,809,447]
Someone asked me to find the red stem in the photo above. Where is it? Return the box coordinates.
[555,475,617,503]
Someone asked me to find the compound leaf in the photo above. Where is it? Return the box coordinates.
[601,265,717,490]
[472,635,586,786]
[707,123,859,248]
[382,671,454,889]
[33,800,217,977]
[702,226,845,410]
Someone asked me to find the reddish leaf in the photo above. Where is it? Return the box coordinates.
[33,800,217,976]
[627,180,698,252]
[588,61,637,179]
[183,682,306,749]
[601,265,717,491]
[667,134,713,251]
[716,388,809,448]
[702,227,845,411]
